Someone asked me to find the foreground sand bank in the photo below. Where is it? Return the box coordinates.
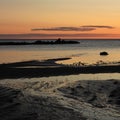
[0,78,120,120]
[0,57,120,119]
[0,58,120,79]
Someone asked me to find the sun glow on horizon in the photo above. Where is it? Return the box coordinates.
[0,0,120,39]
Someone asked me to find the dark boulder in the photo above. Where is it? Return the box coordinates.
[100,52,109,56]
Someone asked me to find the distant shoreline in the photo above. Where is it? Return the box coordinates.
[0,39,120,41]
[0,39,80,45]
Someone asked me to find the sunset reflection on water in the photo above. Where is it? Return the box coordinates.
[57,52,120,66]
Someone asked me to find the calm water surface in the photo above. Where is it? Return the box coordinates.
[0,40,120,80]
[0,39,120,64]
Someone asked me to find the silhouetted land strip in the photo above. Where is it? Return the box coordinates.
[0,39,79,45]
[0,58,120,79]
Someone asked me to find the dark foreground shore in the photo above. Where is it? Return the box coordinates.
[0,58,120,79]
[0,79,120,120]
[0,58,120,120]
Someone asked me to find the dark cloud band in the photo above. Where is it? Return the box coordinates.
[31,27,95,31]
[31,25,114,32]
[81,25,114,29]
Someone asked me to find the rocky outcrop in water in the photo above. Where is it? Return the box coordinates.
[100,52,109,56]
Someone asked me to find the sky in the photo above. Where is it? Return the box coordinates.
[0,0,120,39]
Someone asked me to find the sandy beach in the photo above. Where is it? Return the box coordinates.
[1,0,120,119]
[0,58,120,120]
[0,58,120,79]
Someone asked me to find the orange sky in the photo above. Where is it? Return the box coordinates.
[0,0,120,39]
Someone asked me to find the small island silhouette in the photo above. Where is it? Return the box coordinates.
[0,38,80,45]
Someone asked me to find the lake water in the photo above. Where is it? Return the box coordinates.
[0,40,120,120]
[0,39,120,65]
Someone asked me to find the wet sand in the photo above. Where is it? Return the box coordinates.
[0,78,120,120]
[0,58,120,79]
[0,58,120,120]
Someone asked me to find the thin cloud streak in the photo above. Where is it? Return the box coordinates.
[31,25,114,32]
[81,25,114,29]
[31,27,95,32]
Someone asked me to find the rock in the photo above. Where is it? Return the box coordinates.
[100,52,108,56]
